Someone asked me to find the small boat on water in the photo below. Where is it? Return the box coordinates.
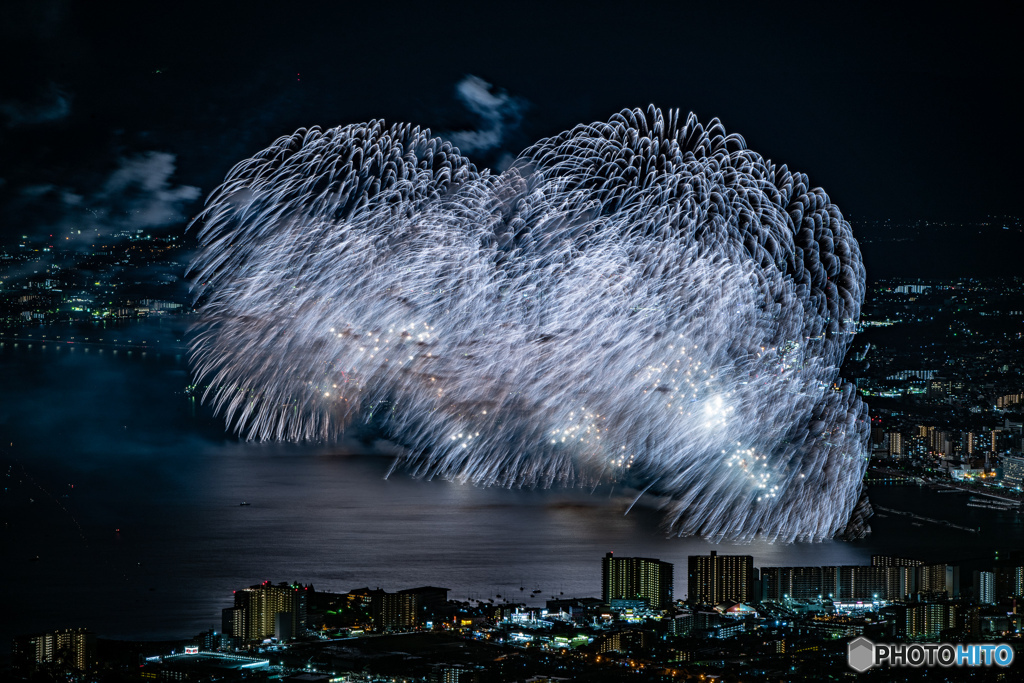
[239,502,251,506]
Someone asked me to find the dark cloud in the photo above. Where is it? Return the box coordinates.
[0,82,71,128]
[444,75,527,159]
[97,152,201,230]
[7,151,199,247]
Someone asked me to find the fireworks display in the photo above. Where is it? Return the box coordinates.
[189,106,870,541]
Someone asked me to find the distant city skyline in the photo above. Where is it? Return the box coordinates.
[10,547,1024,679]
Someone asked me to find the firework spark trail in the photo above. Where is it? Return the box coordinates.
[189,107,870,541]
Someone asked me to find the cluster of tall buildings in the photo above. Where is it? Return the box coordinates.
[679,550,1024,640]
[605,550,991,609]
[537,550,1021,622]
[11,628,95,673]
[219,582,451,643]
[602,551,971,609]
[681,551,1024,606]
[875,420,1023,463]
[557,552,1022,646]
[345,586,449,632]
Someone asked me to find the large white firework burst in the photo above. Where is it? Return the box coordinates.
[189,106,870,541]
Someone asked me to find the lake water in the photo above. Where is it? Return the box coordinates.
[2,320,1022,649]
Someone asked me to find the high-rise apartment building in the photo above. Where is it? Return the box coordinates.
[363,590,419,632]
[920,564,959,599]
[687,551,755,605]
[974,570,996,605]
[994,549,1024,599]
[886,432,904,457]
[761,566,824,601]
[228,582,309,641]
[602,552,674,609]
[906,603,957,641]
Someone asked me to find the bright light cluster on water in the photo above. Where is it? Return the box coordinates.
[189,106,870,541]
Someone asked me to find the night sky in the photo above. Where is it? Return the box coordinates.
[0,1,1021,268]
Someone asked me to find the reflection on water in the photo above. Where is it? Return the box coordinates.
[1,321,1022,644]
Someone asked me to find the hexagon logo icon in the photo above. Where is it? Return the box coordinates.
[847,636,875,672]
